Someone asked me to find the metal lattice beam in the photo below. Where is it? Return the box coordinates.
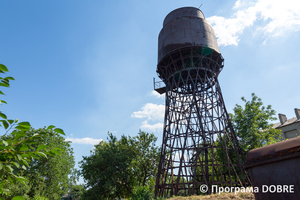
[155,47,249,197]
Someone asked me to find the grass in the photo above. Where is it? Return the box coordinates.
[166,192,255,200]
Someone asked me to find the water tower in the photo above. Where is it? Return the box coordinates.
[154,7,249,197]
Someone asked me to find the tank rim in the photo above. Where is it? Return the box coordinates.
[163,6,205,26]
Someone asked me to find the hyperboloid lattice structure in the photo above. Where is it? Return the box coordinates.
[154,7,250,197]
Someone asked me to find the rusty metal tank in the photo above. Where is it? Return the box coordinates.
[158,7,220,62]
[245,136,300,200]
[156,7,223,84]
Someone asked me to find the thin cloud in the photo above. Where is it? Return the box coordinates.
[141,120,163,132]
[65,137,103,145]
[131,103,164,121]
[151,90,164,99]
[207,0,300,46]
[132,103,165,131]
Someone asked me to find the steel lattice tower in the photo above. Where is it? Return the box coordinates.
[154,7,250,197]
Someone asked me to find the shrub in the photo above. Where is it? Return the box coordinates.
[131,186,153,200]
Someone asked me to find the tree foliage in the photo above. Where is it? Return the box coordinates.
[81,133,136,199]
[16,128,76,199]
[69,184,85,200]
[131,185,153,200]
[80,131,160,199]
[1,128,75,200]
[132,131,160,188]
[229,93,282,155]
[190,93,282,191]
[0,64,71,200]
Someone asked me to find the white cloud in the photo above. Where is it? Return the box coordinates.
[131,103,165,121]
[132,103,165,132]
[207,0,300,46]
[257,0,300,36]
[65,137,103,145]
[151,90,164,99]
[233,0,241,9]
[141,120,163,132]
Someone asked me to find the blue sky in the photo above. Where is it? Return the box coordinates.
[1,0,300,183]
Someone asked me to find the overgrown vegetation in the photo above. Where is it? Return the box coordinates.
[0,64,74,200]
[229,93,283,156]
[4,128,76,199]
[79,131,160,199]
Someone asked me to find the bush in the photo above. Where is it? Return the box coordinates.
[132,186,153,200]
[31,196,49,200]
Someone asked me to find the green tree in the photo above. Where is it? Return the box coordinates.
[190,93,282,192]
[21,128,76,199]
[229,93,282,156]
[1,126,68,200]
[132,131,160,189]
[69,184,85,200]
[80,131,160,200]
[0,64,69,200]
[131,185,153,200]
[80,133,137,199]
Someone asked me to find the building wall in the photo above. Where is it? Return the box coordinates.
[279,122,300,139]
[273,108,300,139]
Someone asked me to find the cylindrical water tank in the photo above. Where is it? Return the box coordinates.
[158,7,220,63]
